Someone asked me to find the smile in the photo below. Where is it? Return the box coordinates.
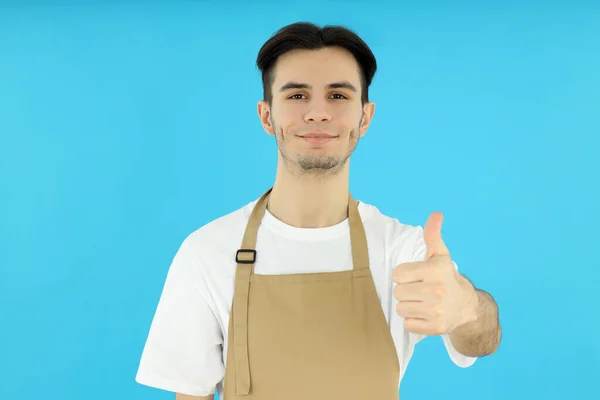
[301,137,335,144]
[298,133,337,145]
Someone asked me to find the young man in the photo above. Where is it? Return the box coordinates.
[135,22,501,400]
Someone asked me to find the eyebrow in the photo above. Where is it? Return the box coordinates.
[279,81,358,93]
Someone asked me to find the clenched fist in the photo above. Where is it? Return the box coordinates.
[393,212,478,336]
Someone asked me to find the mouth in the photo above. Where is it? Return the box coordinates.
[298,132,337,145]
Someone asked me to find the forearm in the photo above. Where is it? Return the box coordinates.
[449,284,502,357]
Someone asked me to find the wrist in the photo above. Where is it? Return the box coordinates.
[458,275,480,325]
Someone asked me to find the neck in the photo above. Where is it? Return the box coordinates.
[268,161,351,228]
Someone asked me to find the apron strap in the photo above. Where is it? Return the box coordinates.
[232,188,271,395]
[348,193,370,270]
[231,188,370,395]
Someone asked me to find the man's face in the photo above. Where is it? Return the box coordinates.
[258,46,375,176]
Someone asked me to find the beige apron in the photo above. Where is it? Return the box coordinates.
[223,188,400,399]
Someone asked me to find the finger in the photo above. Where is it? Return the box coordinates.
[403,318,445,336]
[393,282,429,302]
[392,262,427,284]
[396,302,428,320]
[423,212,450,259]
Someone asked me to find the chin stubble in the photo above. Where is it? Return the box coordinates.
[271,115,363,177]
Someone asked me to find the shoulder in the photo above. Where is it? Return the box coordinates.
[179,199,257,254]
[357,201,424,262]
[164,199,258,291]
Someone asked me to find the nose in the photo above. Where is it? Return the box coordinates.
[304,99,332,123]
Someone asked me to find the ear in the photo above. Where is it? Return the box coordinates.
[359,101,375,138]
[257,100,275,136]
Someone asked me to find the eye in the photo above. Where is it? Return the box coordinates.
[331,93,347,99]
[288,93,348,100]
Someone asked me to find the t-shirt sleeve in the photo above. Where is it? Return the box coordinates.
[410,225,478,368]
[135,236,225,396]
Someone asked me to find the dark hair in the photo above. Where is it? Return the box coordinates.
[256,22,377,105]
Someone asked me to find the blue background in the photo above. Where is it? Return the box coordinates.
[1,1,598,399]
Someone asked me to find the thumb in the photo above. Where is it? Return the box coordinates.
[423,211,450,259]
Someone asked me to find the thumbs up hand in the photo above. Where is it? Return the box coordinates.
[392,212,478,335]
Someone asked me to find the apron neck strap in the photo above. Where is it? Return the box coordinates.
[235,188,370,271]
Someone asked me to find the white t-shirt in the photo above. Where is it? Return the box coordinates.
[135,198,477,397]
